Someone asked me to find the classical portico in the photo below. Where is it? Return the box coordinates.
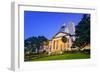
[48,32,72,53]
[46,23,75,53]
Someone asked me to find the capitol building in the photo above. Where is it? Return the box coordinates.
[44,22,76,54]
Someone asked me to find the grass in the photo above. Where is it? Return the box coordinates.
[25,53,90,61]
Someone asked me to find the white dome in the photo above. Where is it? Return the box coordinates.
[59,23,69,33]
[67,21,75,35]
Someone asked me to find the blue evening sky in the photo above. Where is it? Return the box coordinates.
[24,11,85,40]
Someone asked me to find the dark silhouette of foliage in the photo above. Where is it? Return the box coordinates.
[24,36,48,53]
[61,36,68,43]
[74,14,90,48]
[61,36,68,48]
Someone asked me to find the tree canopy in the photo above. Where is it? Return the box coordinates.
[24,36,48,53]
[73,14,90,48]
[61,36,68,43]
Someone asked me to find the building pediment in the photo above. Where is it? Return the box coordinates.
[53,32,70,38]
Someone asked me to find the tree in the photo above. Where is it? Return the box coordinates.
[24,36,38,53]
[37,36,48,53]
[61,36,68,49]
[24,36,49,54]
[43,40,49,46]
[74,14,90,48]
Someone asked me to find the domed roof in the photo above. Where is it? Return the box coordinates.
[67,21,75,35]
[59,23,69,33]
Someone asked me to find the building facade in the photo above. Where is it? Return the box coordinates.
[45,22,76,54]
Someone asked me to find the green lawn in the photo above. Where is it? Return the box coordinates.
[29,53,90,61]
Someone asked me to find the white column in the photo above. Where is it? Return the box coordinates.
[55,40,57,50]
[51,40,54,52]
